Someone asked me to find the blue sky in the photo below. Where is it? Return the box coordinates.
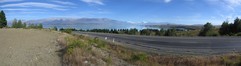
[1,0,241,25]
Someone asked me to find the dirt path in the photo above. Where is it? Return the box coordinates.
[0,29,61,66]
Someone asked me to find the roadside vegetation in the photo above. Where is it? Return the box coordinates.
[59,28,76,34]
[219,18,241,36]
[58,32,241,66]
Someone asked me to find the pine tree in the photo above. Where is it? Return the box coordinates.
[17,20,22,28]
[0,10,7,28]
[233,17,241,33]
[219,21,230,35]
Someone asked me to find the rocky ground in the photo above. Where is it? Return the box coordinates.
[0,29,61,66]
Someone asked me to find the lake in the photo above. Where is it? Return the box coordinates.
[43,24,160,30]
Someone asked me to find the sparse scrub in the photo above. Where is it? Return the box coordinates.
[61,35,123,66]
[175,30,200,36]
[50,26,58,31]
[221,54,241,66]
[66,37,86,54]
[103,56,112,66]
[60,33,241,66]
[131,53,147,62]
[236,32,241,36]
[93,38,107,49]
[60,28,73,34]
[27,23,43,29]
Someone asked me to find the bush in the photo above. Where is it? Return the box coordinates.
[199,22,215,36]
[206,31,219,36]
[93,38,106,49]
[131,53,147,62]
[60,28,73,34]
[50,26,58,31]
[27,23,43,29]
[236,32,241,36]
[66,37,87,54]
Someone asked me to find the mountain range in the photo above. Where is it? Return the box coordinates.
[25,18,131,25]
[21,17,205,30]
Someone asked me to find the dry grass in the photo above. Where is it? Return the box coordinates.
[175,30,200,36]
[58,34,131,66]
[58,33,241,66]
[108,42,241,66]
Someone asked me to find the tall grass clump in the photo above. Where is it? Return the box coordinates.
[131,53,147,62]
[60,28,73,34]
[66,38,87,54]
[89,37,107,49]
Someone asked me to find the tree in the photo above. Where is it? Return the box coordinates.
[11,19,18,28]
[140,29,151,35]
[199,22,217,36]
[165,28,176,36]
[236,18,241,33]
[0,10,7,28]
[156,29,165,36]
[23,22,27,28]
[17,20,23,28]
[233,17,241,33]
[52,26,58,31]
[38,23,43,29]
[129,28,138,35]
[219,21,230,35]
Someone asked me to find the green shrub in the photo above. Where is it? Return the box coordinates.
[103,56,112,65]
[51,26,58,31]
[236,32,241,36]
[66,38,86,54]
[93,38,106,49]
[60,28,73,34]
[206,31,219,36]
[131,53,147,62]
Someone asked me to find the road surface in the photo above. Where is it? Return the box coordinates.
[73,31,241,55]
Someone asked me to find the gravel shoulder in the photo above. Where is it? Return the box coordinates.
[0,29,61,66]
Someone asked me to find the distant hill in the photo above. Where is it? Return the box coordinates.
[144,22,204,30]
[26,18,130,25]
[22,18,217,30]
[24,18,139,29]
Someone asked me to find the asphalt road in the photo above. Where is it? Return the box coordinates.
[73,31,241,55]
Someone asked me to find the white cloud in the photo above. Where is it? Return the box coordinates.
[0,2,67,10]
[164,0,172,3]
[2,8,43,11]
[223,0,241,6]
[206,0,241,10]
[52,0,76,5]
[205,0,241,18]
[223,0,241,12]
[81,0,104,5]
[0,0,23,3]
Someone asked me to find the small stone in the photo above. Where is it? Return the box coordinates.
[84,61,88,64]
